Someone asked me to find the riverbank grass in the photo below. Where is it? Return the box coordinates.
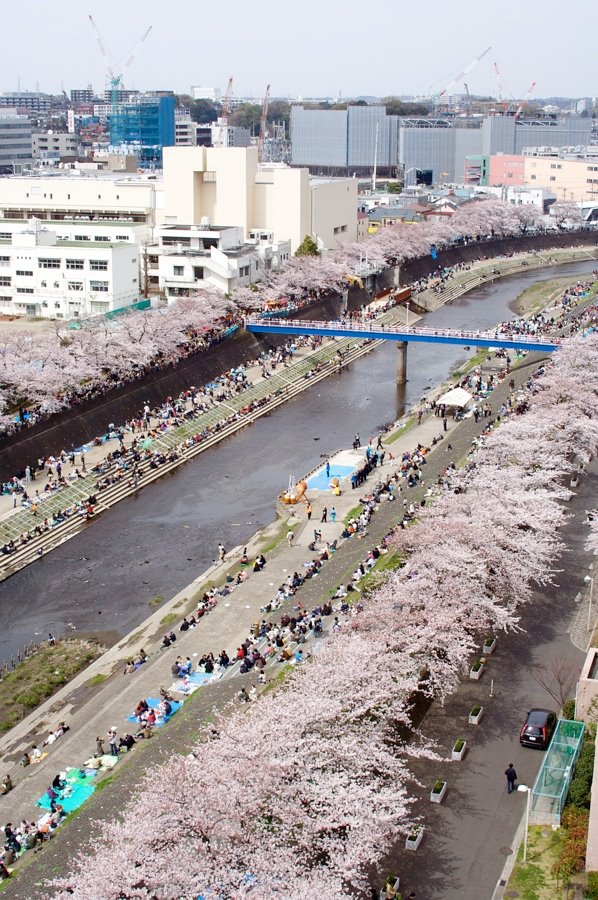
[0,639,104,732]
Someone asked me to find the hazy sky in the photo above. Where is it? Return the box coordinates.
[2,0,596,100]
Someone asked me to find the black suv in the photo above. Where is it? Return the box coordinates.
[520,708,557,749]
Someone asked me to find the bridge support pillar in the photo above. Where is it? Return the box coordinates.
[396,341,408,384]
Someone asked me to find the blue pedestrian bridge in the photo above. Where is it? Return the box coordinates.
[244,317,561,354]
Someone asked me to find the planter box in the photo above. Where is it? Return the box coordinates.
[379,877,400,900]
[430,781,447,803]
[570,476,579,488]
[451,741,467,761]
[469,663,485,680]
[482,638,496,655]
[405,825,424,851]
[468,706,484,725]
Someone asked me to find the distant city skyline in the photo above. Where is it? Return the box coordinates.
[0,0,596,101]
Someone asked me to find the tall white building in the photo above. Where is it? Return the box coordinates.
[0,219,139,319]
[162,146,358,252]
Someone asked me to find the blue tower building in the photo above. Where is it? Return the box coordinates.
[109,95,175,168]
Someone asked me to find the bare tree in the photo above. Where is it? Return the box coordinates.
[531,656,579,710]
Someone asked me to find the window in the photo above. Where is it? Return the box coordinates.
[89,260,108,271]
[95,236,110,242]
[0,256,9,266]
[54,302,61,309]
[16,287,34,294]
[0,276,10,286]
[38,258,61,269]
[530,175,536,180]
[550,176,556,181]
[116,234,128,241]
[239,265,250,277]
[74,235,90,241]
[67,281,83,291]
[0,234,10,240]
[173,266,184,276]
[0,296,11,303]
[193,266,204,280]
[40,280,47,288]
[16,270,33,276]
[66,259,84,269]
[89,280,109,292]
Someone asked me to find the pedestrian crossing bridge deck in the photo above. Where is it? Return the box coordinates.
[244,317,561,354]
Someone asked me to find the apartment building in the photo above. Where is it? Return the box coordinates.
[0,220,139,319]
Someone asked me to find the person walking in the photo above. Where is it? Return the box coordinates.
[325,460,330,479]
[286,530,295,548]
[218,543,226,562]
[443,417,448,432]
[505,763,518,794]
[321,506,328,523]
[330,507,337,523]
[306,502,313,521]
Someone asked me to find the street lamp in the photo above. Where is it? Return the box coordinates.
[517,784,532,864]
[585,573,594,632]
[405,299,411,329]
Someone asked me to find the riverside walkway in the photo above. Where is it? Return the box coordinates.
[245,316,562,353]
[0,303,416,584]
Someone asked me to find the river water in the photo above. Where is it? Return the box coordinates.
[0,261,595,659]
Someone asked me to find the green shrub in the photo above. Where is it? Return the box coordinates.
[453,739,465,752]
[585,871,598,899]
[562,699,576,720]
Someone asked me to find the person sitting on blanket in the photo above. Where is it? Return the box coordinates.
[135,699,149,719]
[145,708,156,728]
[158,699,172,719]
[119,734,135,752]
[29,745,42,762]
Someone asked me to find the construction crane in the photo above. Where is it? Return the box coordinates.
[214,76,234,148]
[515,80,537,119]
[463,83,471,116]
[257,84,271,163]
[493,62,509,114]
[88,15,152,114]
[436,46,492,107]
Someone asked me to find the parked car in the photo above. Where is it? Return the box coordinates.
[520,708,557,749]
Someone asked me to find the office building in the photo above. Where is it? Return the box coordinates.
[291,106,593,186]
[0,218,139,319]
[175,110,197,146]
[0,111,32,173]
[0,173,162,235]
[32,132,80,160]
[291,104,398,176]
[109,95,175,168]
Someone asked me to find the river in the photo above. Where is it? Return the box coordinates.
[0,261,595,659]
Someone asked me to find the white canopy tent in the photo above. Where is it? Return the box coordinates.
[437,386,473,408]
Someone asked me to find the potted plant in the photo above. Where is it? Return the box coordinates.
[468,703,484,725]
[482,635,496,655]
[469,657,486,680]
[405,824,424,850]
[430,778,447,803]
[451,738,467,761]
